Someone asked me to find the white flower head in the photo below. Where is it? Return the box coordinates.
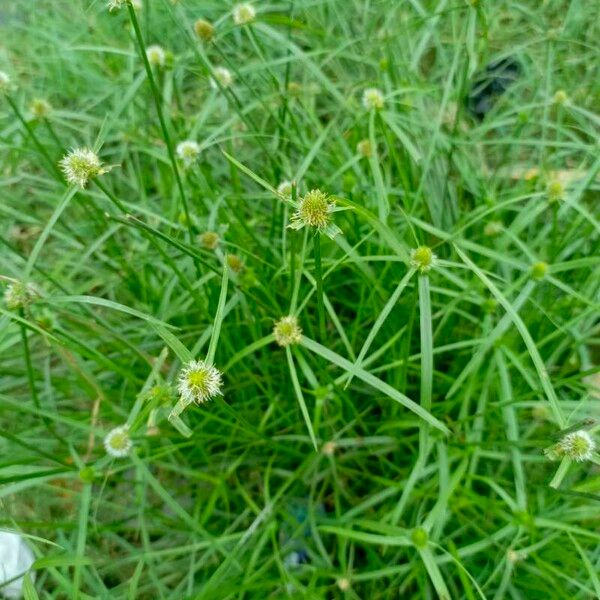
[273,315,302,347]
[277,180,293,198]
[104,425,133,458]
[4,281,37,311]
[0,70,13,94]
[30,98,52,119]
[177,360,223,405]
[210,66,233,89]
[558,430,596,462]
[288,188,342,239]
[176,140,200,167]
[410,246,438,273]
[362,87,385,110]
[233,3,256,25]
[60,148,104,188]
[146,45,166,67]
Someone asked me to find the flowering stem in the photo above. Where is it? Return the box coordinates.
[314,233,325,340]
[549,456,571,489]
[127,5,194,247]
[19,313,40,413]
[5,94,62,180]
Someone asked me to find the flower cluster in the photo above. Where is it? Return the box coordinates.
[177,360,223,405]
[362,87,384,110]
[60,148,105,188]
[4,281,37,311]
[146,45,166,67]
[176,140,200,167]
[289,189,341,239]
[104,425,133,458]
[198,231,220,250]
[30,98,52,119]
[233,3,256,25]
[194,18,214,42]
[410,246,437,273]
[546,429,596,462]
[273,315,302,347]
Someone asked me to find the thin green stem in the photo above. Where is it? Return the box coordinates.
[6,94,62,180]
[313,233,325,340]
[127,5,194,247]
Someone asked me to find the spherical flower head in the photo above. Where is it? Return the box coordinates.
[322,441,337,456]
[558,430,595,462]
[410,246,437,273]
[146,45,166,67]
[273,315,302,347]
[553,90,569,105]
[289,189,341,238]
[337,578,351,592]
[411,527,428,549]
[210,66,233,89]
[233,3,256,25]
[362,87,385,110]
[177,360,223,405]
[199,231,219,250]
[356,139,373,158]
[176,140,200,167]
[484,220,503,236]
[226,254,244,273]
[4,281,37,311]
[546,179,564,203]
[194,18,214,41]
[104,425,133,458]
[30,98,52,119]
[277,180,293,198]
[130,0,143,10]
[531,261,549,280]
[287,81,302,96]
[60,148,104,188]
[0,70,12,94]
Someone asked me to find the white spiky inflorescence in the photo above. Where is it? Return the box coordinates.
[288,189,341,238]
[177,360,223,405]
[558,430,596,462]
[60,148,104,188]
[176,140,201,167]
[273,315,302,347]
[4,281,37,311]
[146,45,166,67]
[104,425,133,458]
[233,3,256,25]
[362,87,384,110]
[409,246,438,273]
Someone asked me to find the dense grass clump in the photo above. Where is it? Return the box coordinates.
[1,0,599,598]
